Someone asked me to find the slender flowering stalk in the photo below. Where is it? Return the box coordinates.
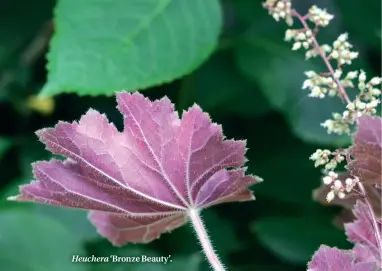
[290,10,351,104]
[189,209,225,271]
[289,9,382,254]
[263,0,382,263]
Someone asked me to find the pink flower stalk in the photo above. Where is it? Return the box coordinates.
[8,92,262,271]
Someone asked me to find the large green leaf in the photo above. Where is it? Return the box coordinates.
[0,211,86,271]
[250,215,351,265]
[234,37,351,146]
[41,0,222,96]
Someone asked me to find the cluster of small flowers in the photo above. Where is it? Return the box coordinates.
[303,71,339,98]
[263,0,293,26]
[321,71,381,135]
[307,5,334,27]
[310,149,344,170]
[322,172,358,202]
[328,33,359,65]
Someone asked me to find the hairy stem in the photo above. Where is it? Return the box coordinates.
[291,10,351,104]
[189,209,225,271]
[292,7,382,258]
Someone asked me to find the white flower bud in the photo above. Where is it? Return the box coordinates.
[334,70,342,78]
[334,180,342,189]
[285,29,295,41]
[297,32,306,40]
[329,171,338,178]
[326,190,335,202]
[302,79,312,89]
[346,71,358,79]
[331,51,339,59]
[370,77,382,85]
[349,52,359,59]
[371,88,381,96]
[345,178,353,186]
[276,1,285,8]
[338,33,348,42]
[321,44,331,52]
[323,176,333,185]
[346,103,355,111]
[367,100,380,108]
[338,191,346,199]
[292,42,301,50]
[359,71,366,82]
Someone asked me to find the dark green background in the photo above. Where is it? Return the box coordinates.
[0,0,380,270]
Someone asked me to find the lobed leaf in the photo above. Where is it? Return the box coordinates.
[308,200,382,270]
[344,201,382,263]
[307,245,377,271]
[9,92,260,246]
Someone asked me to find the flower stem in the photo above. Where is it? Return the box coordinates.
[188,209,225,271]
[291,9,351,104]
[291,6,382,260]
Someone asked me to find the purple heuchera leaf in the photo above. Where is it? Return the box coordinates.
[348,116,382,185]
[8,92,261,246]
[308,201,381,270]
[307,245,377,271]
[345,201,382,263]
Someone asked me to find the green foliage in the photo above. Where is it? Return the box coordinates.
[41,0,222,96]
[0,211,85,271]
[251,215,351,264]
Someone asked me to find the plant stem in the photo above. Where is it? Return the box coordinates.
[188,209,225,271]
[291,10,351,104]
[292,8,382,258]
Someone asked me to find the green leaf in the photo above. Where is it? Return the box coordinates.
[0,137,12,159]
[90,247,201,271]
[42,0,222,96]
[250,215,351,265]
[179,50,271,117]
[234,37,351,146]
[0,210,86,271]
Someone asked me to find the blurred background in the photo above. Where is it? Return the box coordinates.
[0,0,380,270]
